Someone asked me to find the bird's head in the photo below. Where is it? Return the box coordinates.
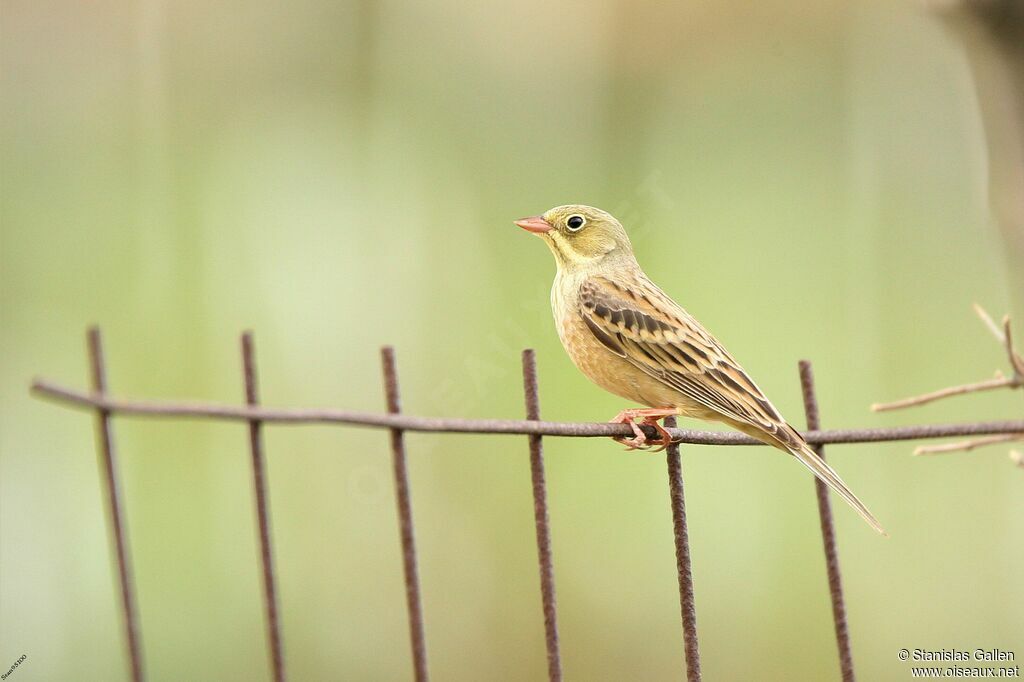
[515,204,635,270]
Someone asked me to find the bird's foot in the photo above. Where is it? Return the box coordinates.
[609,408,678,452]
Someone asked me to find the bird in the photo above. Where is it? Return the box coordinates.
[515,204,885,534]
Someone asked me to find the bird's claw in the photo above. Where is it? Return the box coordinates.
[610,409,677,451]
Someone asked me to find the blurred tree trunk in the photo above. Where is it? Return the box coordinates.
[937,0,1024,304]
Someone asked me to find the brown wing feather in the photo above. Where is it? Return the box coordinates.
[577,273,886,534]
[579,275,790,442]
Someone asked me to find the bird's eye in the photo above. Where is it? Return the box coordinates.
[566,214,586,231]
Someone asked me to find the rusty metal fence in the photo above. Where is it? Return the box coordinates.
[30,327,1024,682]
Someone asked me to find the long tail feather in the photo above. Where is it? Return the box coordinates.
[790,441,887,535]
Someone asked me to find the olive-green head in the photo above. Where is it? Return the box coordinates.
[515,204,634,269]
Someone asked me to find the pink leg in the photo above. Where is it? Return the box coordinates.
[609,408,679,451]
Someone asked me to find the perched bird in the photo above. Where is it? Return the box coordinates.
[515,204,884,534]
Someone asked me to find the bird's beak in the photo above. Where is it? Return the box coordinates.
[514,216,553,234]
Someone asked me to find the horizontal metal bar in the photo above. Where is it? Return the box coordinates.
[30,378,1024,446]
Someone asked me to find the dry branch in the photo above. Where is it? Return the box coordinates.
[913,433,1024,456]
[872,306,1022,413]
[871,306,1023,462]
[870,374,1015,412]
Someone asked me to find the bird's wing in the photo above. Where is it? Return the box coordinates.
[578,274,886,535]
[578,274,794,445]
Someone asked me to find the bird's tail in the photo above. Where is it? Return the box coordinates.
[724,419,886,534]
[786,435,887,536]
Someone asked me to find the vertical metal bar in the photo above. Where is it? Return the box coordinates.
[87,326,145,682]
[520,350,562,682]
[241,332,286,682]
[665,415,701,682]
[381,346,429,682]
[798,361,855,682]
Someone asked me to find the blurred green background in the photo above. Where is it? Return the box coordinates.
[2,0,1022,680]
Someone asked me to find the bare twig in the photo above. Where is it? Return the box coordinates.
[871,306,1022,413]
[870,375,1016,412]
[973,302,1006,344]
[913,433,1024,456]
[29,377,1024,446]
[1002,316,1024,377]
[975,304,1024,375]
[871,306,1023,463]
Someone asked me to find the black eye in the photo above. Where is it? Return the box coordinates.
[566,214,585,231]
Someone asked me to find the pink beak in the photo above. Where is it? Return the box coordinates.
[514,215,553,234]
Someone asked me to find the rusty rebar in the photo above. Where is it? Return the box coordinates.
[30,378,1024,447]
[799,361,854,682]
[521,350,562,682]
[87,327,144,682]
[381,347,429,682]
[665,415,701,682]
[241,332,286,682]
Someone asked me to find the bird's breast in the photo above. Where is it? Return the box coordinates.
[550,272,676,408]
